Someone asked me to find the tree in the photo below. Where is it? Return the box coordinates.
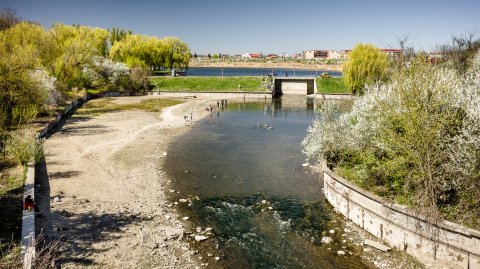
[440,33,480,73]
[343,43,389,94]
[0,7,20,30]
[0,22,52,128]
[303,56,480,228]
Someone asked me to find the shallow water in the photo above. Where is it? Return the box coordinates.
[164,96,369,268]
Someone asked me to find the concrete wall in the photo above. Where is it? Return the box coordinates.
[323,168,480,269]
[314,93,352,100]
[281,81,308,94]
[21,163,35,269]
[273,78,316,96]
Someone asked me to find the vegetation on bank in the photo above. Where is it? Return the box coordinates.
[316,77,349,94]
[0,7,191,266]
[304,51,480,229]
[151,77,265,92]
[77,98,183,115]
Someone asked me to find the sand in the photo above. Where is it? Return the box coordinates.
[45,96,211,268]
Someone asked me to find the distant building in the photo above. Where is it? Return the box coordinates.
[382,49,402,58]
[267,54,279,59]
[428,51,445,64]
[303,50,341,60]
[250,53,261,59]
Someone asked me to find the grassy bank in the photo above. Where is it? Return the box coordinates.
[316,77,349,94]
[0,158,24,267]
[77,98,183,116]
[151,77,265,92]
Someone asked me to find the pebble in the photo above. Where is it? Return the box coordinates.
[215,257,220,261]
[182,217,190,220]
[321,236,332,244]
[194,235,209,242]
[302,162,310,167]
[337,250,346,255]
[329,229,335,234]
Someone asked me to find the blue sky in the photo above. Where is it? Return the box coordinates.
[2,0,479,55]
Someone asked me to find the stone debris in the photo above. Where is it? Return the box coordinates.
[164,227,184,241]
[337,250,346,255]
[321,236,333,244]
[194,235,209,242]
[329,229,335,234]
[302,163,311,167]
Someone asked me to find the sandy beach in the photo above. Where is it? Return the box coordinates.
[44,96,212,268]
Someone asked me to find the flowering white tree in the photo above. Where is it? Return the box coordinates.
[83,56,129,86]
[30,69,59,106]
[303,54,480,227]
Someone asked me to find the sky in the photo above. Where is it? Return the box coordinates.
[2,0,480,55]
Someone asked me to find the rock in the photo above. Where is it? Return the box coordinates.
[321,236,332,244]
[179,199,189,203]
[164,227,184,240]
[204,227,213,232]
[329,229,335,234]
[215,257,220,261]
[337,250,346,255]
[53,196,61,203]
[194,235,209,242]
[182,216,190,221]
[302,163,310,167]
[261,200,267,204]
[162,152,168,156]
[364,239,391,252]
[267,206,273,210]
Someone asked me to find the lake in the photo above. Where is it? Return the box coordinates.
[185,67,342,77]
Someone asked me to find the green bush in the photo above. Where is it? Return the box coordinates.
[6,129,43,165]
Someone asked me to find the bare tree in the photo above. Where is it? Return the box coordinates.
[0,7,20,30]
[442,32,480,73]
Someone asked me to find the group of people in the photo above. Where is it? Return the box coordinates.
[205,99,228,112]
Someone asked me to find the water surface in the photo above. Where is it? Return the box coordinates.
[165,96,368,268]
[186,67,342,77]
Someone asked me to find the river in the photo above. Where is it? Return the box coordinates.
[164,96,370,268]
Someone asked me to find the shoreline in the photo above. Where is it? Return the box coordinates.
[45,96,212,268]
[43,95,420,269]
[189,61,343,72]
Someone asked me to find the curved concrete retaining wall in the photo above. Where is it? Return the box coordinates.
[314,93,352,100]
[21,163,35,269]
[323,168,480,269]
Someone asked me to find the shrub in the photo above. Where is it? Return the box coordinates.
[6,129,44,165]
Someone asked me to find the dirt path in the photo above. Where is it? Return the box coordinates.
[44,96,211,268]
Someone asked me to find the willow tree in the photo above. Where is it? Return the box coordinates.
[0,22,53,128]
[109,34,190,70]
[343,43,389,94]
